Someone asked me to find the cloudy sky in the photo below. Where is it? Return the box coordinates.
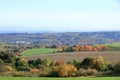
[0,0,120,32]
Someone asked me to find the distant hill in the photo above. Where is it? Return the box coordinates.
[0,31,120,46]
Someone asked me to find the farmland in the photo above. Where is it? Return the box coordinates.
[0,77,120,80]
[22,48,57,56]
[25,51,120,63]
[105,42,120,51]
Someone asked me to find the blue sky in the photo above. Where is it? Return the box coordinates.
[0,0,120,32]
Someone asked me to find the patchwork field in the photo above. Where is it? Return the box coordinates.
[25,51,120,63]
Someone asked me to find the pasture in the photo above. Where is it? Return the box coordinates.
[0,77,120,80]
[22,48,57,56]
[105,42,120,51]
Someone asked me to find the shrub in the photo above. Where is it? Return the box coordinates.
[15,58,30,71]
[49,66,59,77]
[94,60,107,71]
[50,61,57,66]
[41,59,51,67]
[0,51,16,64]
[37,65,50,77]
[36,58,42,65]
[0,65,15,73]
[16,67,30,71]
[4,65,15,72]
[72,59,80,69]
[114,61,120,73]
[39,71,49,77]
[37,65,49,71]
[28,68,40,77]
[0,59,4,64]
[12,71,27,77]
[93,56,108,71]
[0,65,5,74]
[80,56,108,71]
[50,64,77,77]
[77,68,98,76]
[28,60,36,68]
[28,58,42,68]
[55,60,64,66]
[80,57,94,69]
[2,71,14,76]
[30,68,40,74]
[50,60,64,66]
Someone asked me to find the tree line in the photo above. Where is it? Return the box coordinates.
[57,45,108,52]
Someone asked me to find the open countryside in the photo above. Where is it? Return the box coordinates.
[1,0,120,79]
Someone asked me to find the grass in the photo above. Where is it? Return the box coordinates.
[22,48,57,56]
[102,42,120,51]
[106,42,120,47]
[0,77,120,80]
[107,42,120,51]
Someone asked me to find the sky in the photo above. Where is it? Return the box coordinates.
[0,0,120,32]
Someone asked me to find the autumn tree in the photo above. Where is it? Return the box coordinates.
[50,64,77,77]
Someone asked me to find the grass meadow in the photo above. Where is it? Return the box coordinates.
[1,77,120,80]
[105,42,120,51]
[22,48,57,56]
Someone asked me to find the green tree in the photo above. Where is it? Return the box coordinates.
[73,58,79,69]
[41,59,51,67]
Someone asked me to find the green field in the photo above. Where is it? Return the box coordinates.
[106,42,120,47]
[105,42,120,51]
[0,77,120,80]
[22,48,57,56]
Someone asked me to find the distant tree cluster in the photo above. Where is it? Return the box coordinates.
[57,45,108,52]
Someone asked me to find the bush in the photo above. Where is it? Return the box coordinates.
[80,56,108,71]
[16,67,30,71]
[50,64,77,77]
[94,60,107,71]
[0,65,6,74]
[41,59,51,67]
[0,65,15,73]
[73,59,80,69]
[12,71,27,77]
[28,58,42,68]
[28,60,36,68]
[0,59,4,64]
[37,65,50,77]
[0,51,16,64]
[80,57,93,69]
[77,68,98,76]
[114,61,120,73]
[4,65,15,72]
[15,58,30,71]
[28,68,40,77]
[50,60,64,66]
[37,65,49,72]
[39,71,49,77]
